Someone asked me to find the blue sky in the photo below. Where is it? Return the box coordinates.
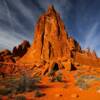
[0,0,100,57]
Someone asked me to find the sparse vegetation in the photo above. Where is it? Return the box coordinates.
[33,74,41,83]
[95,77,100,81]
[16,74,33,92]
[50,71,63,82]
[75,73,100,90]
[35,90,45,97]
[0,73,42,97]
[15,74,41,93]
[0,87,12,95]
[76,78,89,89]
[15,95,26,100]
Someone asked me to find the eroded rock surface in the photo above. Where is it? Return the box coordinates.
[0,5,100,76]
[19,5,80,65]
[0,49,15,63]
[12,40,30,57]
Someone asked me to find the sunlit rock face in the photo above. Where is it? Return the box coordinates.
[32,5,70,62]
[19,5,81,64]
[0,5,100,76]
[18,5,100,70]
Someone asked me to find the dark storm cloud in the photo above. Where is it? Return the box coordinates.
[0,0,100,56]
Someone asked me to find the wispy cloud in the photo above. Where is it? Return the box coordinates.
[0,0,72,51]
[82,22,100,56]
[0,0,34,50]
[83,22,99,48]
[0,28,31,50]
[0,0,100,57]
[0,30,21,50]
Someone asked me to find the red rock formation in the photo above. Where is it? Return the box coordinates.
[75,52,100,67]
[12,40,30,57]
[68,36,81,52]
[1,5,100,76]
[0,49,15,63]
[19,5,81,65]
[75,49,99,67]
[17,5,81,75]
[0,40,30,63]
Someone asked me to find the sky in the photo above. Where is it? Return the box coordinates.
[0,0,100,57]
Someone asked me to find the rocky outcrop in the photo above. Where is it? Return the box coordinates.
[12,40,30,57]
[0,40,30,63]
[68,36,81,52]
[74,48,99,67]
[17,5,81,75]
[0,49,15,63]
[19,5,81,65]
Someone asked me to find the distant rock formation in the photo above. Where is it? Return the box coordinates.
[12,40,30,57]
[75,48,99,67]
[0,40,30,63]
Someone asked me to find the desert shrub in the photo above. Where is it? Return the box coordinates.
[15,73,42,93]
[33,75,41,83]
[75,75,100,90]
[0,87,12,95]
[48,69,55,76]
[35,90,45,97]
[80,75,96,80]
[54,74,62,82]
[15,95,26,100]
[95,77,100,81]
[0,73,42,95]
[76,78,89,89]
[50,72,63,82]
[16,74,34,92]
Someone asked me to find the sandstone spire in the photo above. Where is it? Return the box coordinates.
[47,5,55,13]
[19,5,72,64]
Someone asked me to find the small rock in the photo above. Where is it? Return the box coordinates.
[55,94,62,97]
[71,94,79,98]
